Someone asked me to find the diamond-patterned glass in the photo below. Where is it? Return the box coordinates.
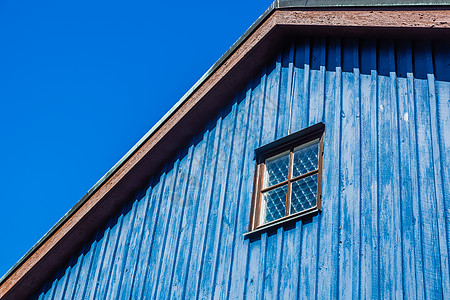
[263,151,290,188]
[290,174,318,214]
[292,141,319,178]
[261,185,287,224]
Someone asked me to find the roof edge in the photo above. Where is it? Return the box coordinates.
[276,0,450,7]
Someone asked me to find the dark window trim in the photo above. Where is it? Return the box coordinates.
[245,122,324,238]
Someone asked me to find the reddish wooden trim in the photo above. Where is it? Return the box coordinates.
[1,6,449,299]
[247,206,320,235]
[248,163,260,232]
[275,8,450,30]
[254,163,265,229]
[316,132,325,210]
[291,169,320,183]
[261,179,289,193]
[250,130,323,232]
[285,151,294,216]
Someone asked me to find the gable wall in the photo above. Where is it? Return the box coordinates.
[33,36,450,299]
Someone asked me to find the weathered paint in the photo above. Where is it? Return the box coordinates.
[33,36,450,299]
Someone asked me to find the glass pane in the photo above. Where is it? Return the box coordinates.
[290,174,318,214]
[261,185,287,224]
[292,140,319,178]
[263,151,290,188]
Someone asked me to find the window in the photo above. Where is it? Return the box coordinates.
[248,123,324,233]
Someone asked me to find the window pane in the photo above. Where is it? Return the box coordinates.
[290,174,318,214]
[261,185,287,224]
[292,140,319,178]
[263,151,290,188]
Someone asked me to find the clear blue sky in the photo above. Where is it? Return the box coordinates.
[0,0,274,278]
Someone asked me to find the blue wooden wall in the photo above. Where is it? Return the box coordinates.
[33,37,450,299]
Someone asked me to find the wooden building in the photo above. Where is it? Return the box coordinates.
[1,1,450,299]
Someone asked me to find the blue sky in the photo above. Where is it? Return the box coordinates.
[0,0,274,278]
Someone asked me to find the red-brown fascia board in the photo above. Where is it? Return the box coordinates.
[1,6,449,300]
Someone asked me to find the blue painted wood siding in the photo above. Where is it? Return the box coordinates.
[34,37,450,299]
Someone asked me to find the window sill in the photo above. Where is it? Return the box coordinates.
[244,207,320,240]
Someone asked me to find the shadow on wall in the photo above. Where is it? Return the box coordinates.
[291,37,450,81]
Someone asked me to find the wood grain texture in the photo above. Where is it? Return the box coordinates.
[316,37,341,299]
[227,84,254,300]
[359,38,380,299]
[168,130,209,300]
[434,40,450,299]
[275,8,450,29]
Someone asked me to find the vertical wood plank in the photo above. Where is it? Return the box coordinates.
[147,156,183,300]
[316,37,341,300]
[262,228,284,300]
[168,130,209,299]
[117,184,153,299]
[299,219,320,299]
[261,45,297,298]
[261,232,277,299]
[413,40,444,300]
[93,206,126,299]
[227,83,258,300]
[243,69,268,300]
[266,43,295,299]
[359,38,380,299]
[298,37,326,300]
[290,37,310,132]
[246,237,262,300]
[389,40,404,300]
[197,102,237,300]
[259,51,283,299]
[131,170,167,298]
[84,220,113,299]
[62,245,85,299]
[73,231,101,299]
[221,91,253,300]
[208,102,239,299]
[142,156,180,299]
[308,37,326,125]
[277,44,295,138]
[377,39,403,299]
[213,92,253,299]
[426,43,450,296]
[433,40,450,291]
[396,39,421,299]
[104,197,138,299]
[183,117,222,300]
[274,227,284,300]
[407,57,427,300]
[338,38,361,299]
[155,145,194,300]
[261,56,281,144]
